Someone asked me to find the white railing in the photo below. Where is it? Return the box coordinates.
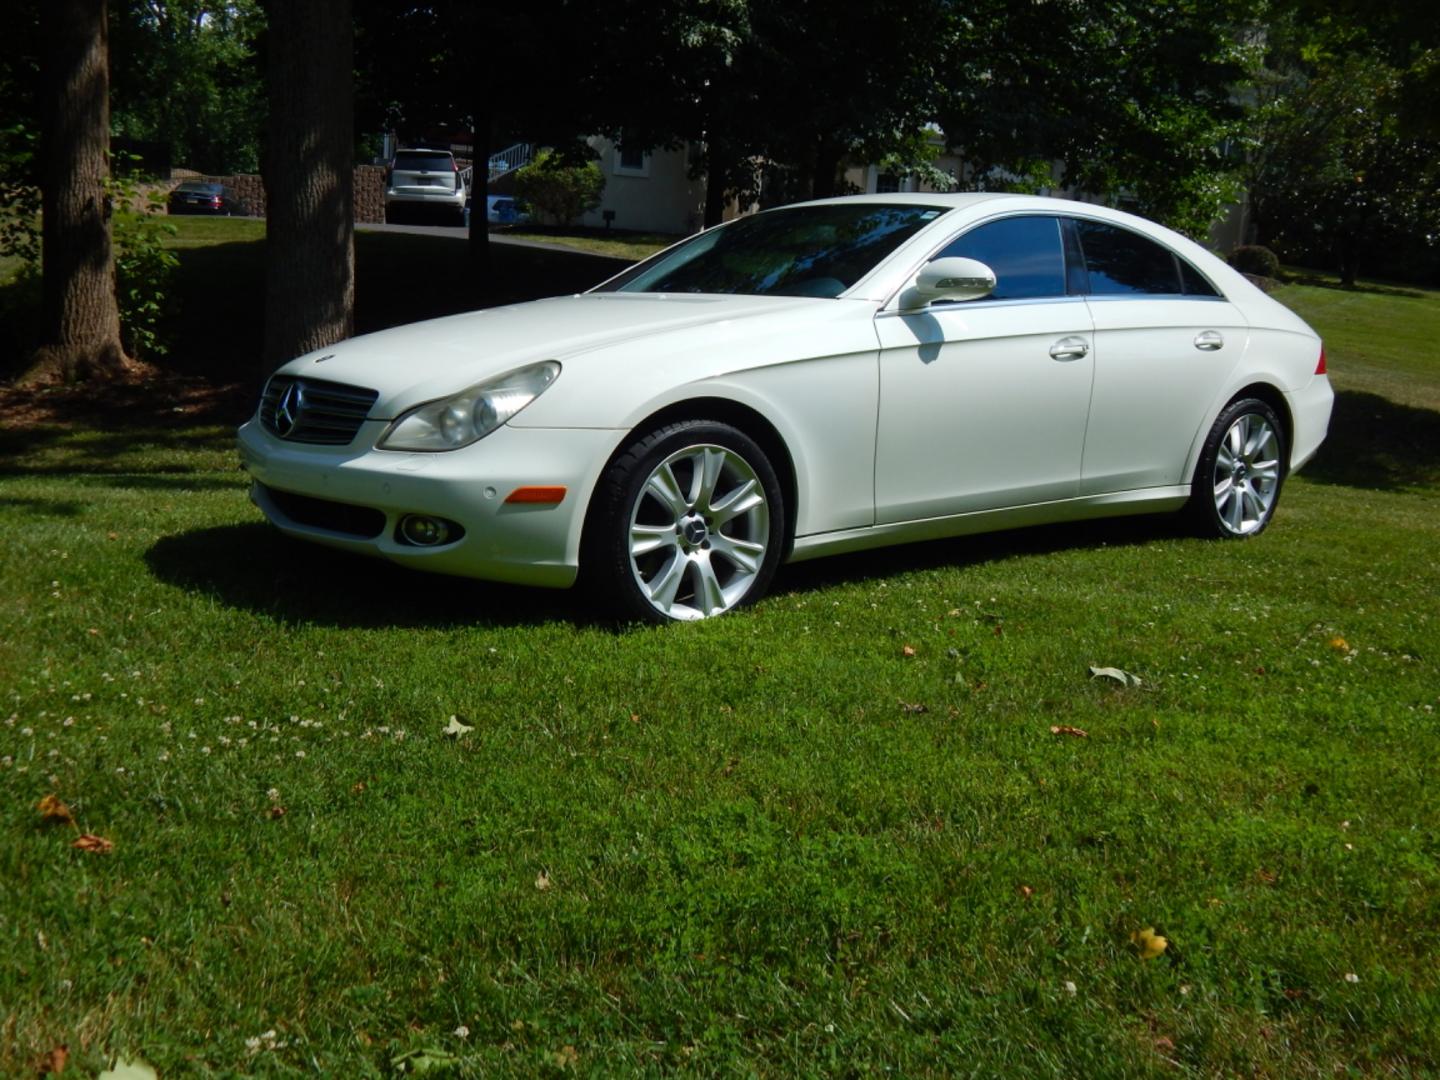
[487,143,533,178]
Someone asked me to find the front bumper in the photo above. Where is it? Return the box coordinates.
[237,418,622,588]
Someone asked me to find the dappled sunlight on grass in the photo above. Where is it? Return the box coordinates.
[0,237,1437,1076]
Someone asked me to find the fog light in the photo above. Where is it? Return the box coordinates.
[398,514,452,546]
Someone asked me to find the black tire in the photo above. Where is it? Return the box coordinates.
[583,420,786,623]
[1188,397,1287,538]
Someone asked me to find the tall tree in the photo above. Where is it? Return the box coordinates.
[934,0,1251,238]
[260,0,354,373]
[1244,2,1440,283]
[27,0,129,383]
[110,0,266,175]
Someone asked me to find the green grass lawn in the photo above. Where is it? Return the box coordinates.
[1,242,1438,1075]
[494,226,679,263]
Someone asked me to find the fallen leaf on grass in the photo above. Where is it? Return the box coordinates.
[1131,927,1168,959]
[37,793,73,824]
[1089,665,1142,687]
[97,1061,157,1080]
[39,1044,68,1075]
[551,1045,579,1070]
[535,870,551,891]
[899,701,929,714]
[1329,636,1349,651]
[1017,884,1034,899]
[72,834,113,854]
[390,1047,461,1074]
[1153,1035,1176,1053]
[268,805,287,820]
[1050,725,1089,738]
[442,715,473,738]
[901,645,916,657]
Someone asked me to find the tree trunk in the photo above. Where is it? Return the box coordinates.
[811,137,843,199]
[260,0,355,375]
[27,0,129,384]
[703,143,730,228]
[468,106,491,287]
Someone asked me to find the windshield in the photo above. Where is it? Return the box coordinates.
[596,203,946,298]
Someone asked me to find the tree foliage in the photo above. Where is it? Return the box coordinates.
[1245,2,1440,283]
[929,0,1252,237]
[109,0,266,174]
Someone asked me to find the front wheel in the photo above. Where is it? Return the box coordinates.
[584,421,785,622]
[1189,397,1286,538]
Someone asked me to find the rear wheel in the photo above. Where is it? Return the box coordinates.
[1189,397,1286,538]
[585,421,785,622]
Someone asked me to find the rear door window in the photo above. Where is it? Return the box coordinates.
[1074,220,1185,295]
[936,215,1068,300]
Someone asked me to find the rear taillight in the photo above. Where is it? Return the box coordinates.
[1316,346,1327,375]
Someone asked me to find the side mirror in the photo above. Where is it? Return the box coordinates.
[900,256,997,309]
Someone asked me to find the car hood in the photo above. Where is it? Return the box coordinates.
[274,293,836,418]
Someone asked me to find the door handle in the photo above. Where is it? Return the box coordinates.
[1194,330,1224,351]
[1049,336,1089,361]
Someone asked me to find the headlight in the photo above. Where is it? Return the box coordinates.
[377,361,560,451]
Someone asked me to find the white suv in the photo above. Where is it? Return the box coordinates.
[385,148,466,224]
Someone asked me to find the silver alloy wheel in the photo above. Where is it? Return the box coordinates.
[627,443,771,621]
[1212,412,1281,535]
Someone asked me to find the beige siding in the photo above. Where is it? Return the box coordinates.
[581,138,706,237]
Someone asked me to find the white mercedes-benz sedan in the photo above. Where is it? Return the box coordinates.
[237,193,1333,622]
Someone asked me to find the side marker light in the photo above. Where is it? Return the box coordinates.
[504,486,567,505]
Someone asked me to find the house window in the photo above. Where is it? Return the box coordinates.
[615,145,649,177]
[875,172,900,194]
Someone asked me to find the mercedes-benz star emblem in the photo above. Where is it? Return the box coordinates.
[274,381,304,438]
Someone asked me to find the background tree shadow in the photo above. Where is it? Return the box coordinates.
[1282,272,1427,300]
[1303,390,1440,490]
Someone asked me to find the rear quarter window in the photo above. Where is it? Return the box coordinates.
[1074,220,1220,298]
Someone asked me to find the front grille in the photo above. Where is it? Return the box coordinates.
[260,376,379,445]
[262,485,386,539]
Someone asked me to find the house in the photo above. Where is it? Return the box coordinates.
[578,137,710,236]
[573,134,1245,254]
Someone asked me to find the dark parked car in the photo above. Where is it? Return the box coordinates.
[167,181,248,216]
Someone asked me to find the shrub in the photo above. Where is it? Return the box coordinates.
[1228,245,1280,278]
[108,163,179,359]
[513,149,605,226]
